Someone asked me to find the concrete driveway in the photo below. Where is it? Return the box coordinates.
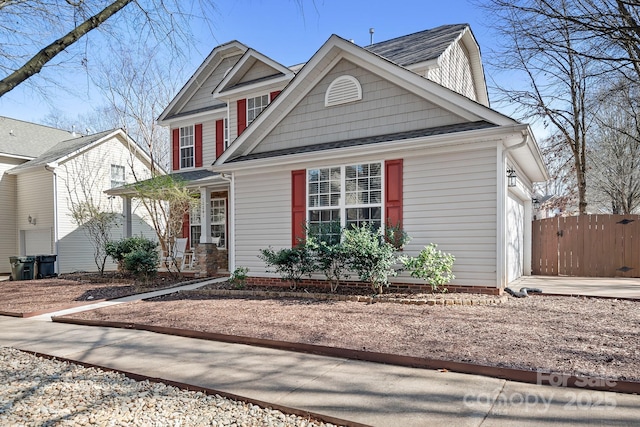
[512,275,640,299]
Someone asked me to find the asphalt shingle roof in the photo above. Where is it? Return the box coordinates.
[365,24,469,67]
[8,129,117,173]
[0,116,74,158]
[229,121,496,163]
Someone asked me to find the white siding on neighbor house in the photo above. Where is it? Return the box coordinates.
[182,55,242,114]
[0,158,22,272]
[16,168,55,256]
[54,136,155,273]
[403,146,498,286]
[253,59,466,154]
[427,40,477,102]
[234,169,291,275]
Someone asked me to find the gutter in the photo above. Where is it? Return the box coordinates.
[44,164,59,274]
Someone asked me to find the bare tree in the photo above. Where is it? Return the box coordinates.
[484,0,602,214]
[587,82,640,214]
[0,0,217,97]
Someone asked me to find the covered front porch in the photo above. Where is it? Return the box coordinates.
[108,170,231,277]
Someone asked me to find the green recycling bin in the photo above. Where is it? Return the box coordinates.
[35,255,57,279]
[9,256,35,281]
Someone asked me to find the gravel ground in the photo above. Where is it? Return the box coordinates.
[0,348,341,427]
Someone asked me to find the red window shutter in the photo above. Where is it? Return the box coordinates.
[291,170,306,247]
[270,90,281,101]
[182,212,190,247]
[215,119,224,159]
[237,98,247,135]
[385,159,403,228]
[172,128,180,171]
[194,123,203,167]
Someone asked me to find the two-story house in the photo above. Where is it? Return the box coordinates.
[155,24,548,292]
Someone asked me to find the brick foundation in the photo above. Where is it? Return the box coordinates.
[243,277,502,295]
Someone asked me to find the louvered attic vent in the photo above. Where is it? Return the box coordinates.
[325,75,362,107]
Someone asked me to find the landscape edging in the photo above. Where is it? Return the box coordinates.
[52,316,640,395]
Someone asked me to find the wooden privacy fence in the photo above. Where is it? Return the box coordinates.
[532,214,640,277]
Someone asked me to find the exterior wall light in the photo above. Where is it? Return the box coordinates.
[507,168,517,187]
[532,198,541,210]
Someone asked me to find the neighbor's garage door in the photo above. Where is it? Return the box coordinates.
[23,229,52,255]
[506,193,524,283]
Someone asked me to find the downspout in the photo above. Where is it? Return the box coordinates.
[497,130,529,289]
[220,172,235,272]
[44,164,59,274]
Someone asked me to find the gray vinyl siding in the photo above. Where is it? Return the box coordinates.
[233,144,499,287]
[403,146,497,286]
[201,118,219,166]
[182,55,242,114]
[252,59,466,154]
[0,158,21,272]
[234,169,290,275]
[238,61,280,84]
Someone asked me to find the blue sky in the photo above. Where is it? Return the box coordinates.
[0,0,497,124]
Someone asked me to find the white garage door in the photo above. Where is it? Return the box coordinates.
[507,194,524,283]
[22,229,53,255]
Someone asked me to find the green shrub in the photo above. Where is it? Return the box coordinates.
[105,236,159,282]
[342,223,398,294]
[229,266,249,289]
[400,244,455,292]
[305,235,350,292]
[259,244,315,290]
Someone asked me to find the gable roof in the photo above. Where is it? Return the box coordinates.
[157,41,248,123]
[212,48,295,98]
[215,34,516,165]
[365,24,469,67]
[0,116,74,159]
[8,129,152,174]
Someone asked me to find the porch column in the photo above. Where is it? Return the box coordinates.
[123,196,132,238]
[200,188,212,243]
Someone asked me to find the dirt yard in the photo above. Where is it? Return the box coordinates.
[0,273,188,315]
[59,283,640,383]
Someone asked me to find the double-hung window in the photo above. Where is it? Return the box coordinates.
[190,202,201,249]
[247,94,269,125]
[211,198,226,247]
[180,126,194,169]
[308,162,382,241]
[190,198,226,249]
[110,164,125,188]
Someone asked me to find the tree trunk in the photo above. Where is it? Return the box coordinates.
[0,0,133,97]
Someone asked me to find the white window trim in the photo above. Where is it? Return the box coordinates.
[179,125,195,169]
[306,161,385,231]
[210,197,226,249]
[110,164,125,188]
[325,75,363,107]
[223,118,229,149]
[247,94,270,125]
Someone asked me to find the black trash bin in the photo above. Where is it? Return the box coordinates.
[9,256,35,281]
[35,255,57,279]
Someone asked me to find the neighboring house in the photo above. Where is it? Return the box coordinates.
[155,24,549,292]
[0,117,155,274]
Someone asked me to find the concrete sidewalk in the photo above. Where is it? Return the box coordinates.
[1,315,639,426]
[513,276,640,299]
